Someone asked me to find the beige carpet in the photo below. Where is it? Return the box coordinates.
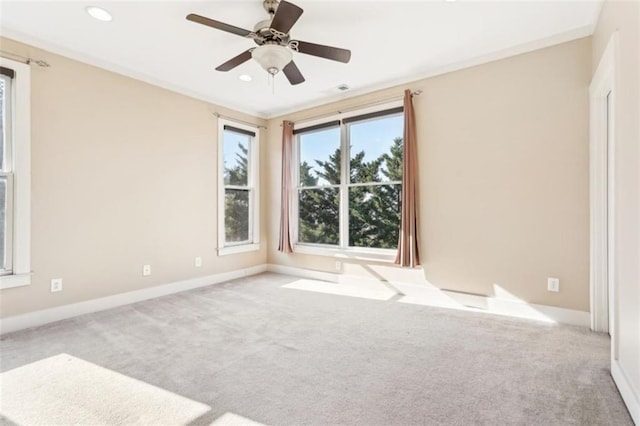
[0,273,633,425]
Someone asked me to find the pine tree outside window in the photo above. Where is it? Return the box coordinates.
[217,120,260,256]
[294,105,403,256]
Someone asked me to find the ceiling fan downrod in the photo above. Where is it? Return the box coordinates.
[263,0,280,16]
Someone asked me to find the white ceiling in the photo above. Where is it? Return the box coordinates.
[0,1,601,118]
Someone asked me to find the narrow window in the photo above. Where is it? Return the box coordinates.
[0,58,31,290]
[296,122,341,246]
[0,67,14,274]
[218,120,260,255]
[345,109,404,249]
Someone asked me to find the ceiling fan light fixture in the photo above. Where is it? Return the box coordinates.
[252,45,293,75]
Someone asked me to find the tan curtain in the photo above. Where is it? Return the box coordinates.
[278,121,294,253]
[395,90,421,267]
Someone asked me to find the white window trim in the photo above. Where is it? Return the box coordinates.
[0,57,31,290]
[292,100,402,261]
[217,118,260,256]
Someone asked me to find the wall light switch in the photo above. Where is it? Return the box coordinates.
[51,278,63,293]
[335,261,342,271]
[195,257,202,268]
[143,265,151,276]
[548,277,560,292]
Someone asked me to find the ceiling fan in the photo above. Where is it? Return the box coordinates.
[186,0,352,85]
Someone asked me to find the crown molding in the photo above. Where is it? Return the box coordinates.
[0,27,269,119]
[264,24,594,119]
[1,23,593,121]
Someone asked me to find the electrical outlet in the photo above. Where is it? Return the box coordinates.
[335,261,342,271]
[143,265,151,276]
[547,277,560,292]
[51,278,63,293]
[195,257,202,268]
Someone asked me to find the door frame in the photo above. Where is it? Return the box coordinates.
[589,33,616,348]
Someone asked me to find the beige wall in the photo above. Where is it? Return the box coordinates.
[0,37,267,318]
[267,37,592,312]
[0,35,594,318]
[592,0,640,416]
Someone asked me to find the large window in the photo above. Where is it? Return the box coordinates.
[295,106,403,254]
[218,119,259,255]
[0,58,31,290]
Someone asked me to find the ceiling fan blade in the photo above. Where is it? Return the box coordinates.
[270,0,304,34]
[283,61,305,85]
[186,14,252,37]
[215,49,253,72]
[292,40,351,63]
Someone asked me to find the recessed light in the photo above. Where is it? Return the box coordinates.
[86,6,113,22]
[239,74,252,82]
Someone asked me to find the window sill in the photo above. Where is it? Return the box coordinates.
[0,273,31,290]
[218,243,260,256]
[293,244,397,263]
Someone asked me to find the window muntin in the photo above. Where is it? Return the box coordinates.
[295,107,403,251]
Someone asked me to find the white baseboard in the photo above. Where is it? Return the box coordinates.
[268,264,341,283]
[0,264,267,335]
[1,263,590,335]
[267,264,590,327]
[612,360,640,424]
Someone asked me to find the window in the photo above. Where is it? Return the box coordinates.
[217,119,259,255]
[295,105,403,256]
[0,58,31,289]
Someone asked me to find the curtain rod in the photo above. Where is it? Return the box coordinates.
[213,112,267,130]
[0,50,50,67]
[284,90,422,127]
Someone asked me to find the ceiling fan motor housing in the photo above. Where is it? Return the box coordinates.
[253,19,290,46]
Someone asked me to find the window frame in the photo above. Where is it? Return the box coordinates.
[0,58,31,290]
[293,101,403,261]
[217,118,260,256]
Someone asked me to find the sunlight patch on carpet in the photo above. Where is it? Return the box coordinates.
[282,278,557,324]
[211,412,265,425]
[0,354,210,425]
